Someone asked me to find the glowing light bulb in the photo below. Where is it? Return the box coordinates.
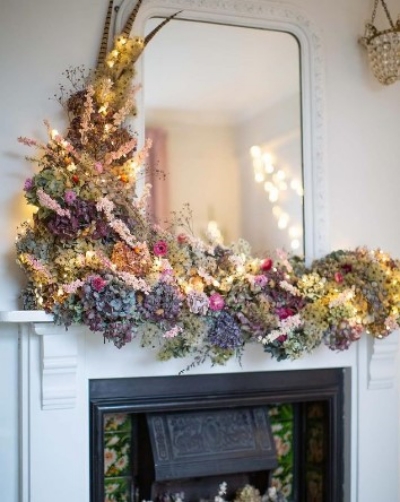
[252,158,263,170]
[264,181,273,193]
[250,145,262,157]
[291,239,300,250]
[254,172,264,183]
[289,225,302,238]
[269,189,279,202]
[272,206,282,218]
[262,152,272,164]
[278,213,289,229]
[276,169,286,180]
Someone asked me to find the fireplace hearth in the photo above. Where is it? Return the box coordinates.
[90,369,349,502]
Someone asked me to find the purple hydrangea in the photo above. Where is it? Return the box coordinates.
[208,311,243,349]
[139,282,183,323]
[80,274,139,348]
[103,320,135,349]
[45,197,107,240]
[323,320,363,351]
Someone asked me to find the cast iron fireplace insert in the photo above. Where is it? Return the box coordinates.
[90,368,350,502]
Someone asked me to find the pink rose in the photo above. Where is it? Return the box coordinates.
[209,293,225,311]
[90,275,107,292]
[260,258,273,272]
[177,233,189,244]
[334,272,343,284]
[276,307,295,320]
[153,240,168,257]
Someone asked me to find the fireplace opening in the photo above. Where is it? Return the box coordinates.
[90,368,350,502]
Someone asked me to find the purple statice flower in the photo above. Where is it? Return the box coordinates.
[23,178,34,191]
[208,311,243,349]
[139,282,183,323]
[64,189,77,205]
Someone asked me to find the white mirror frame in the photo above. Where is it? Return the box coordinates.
[115,0,327,263]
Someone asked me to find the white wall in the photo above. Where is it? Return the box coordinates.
[1,0,400,501]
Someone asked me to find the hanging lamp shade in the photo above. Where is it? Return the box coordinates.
[360,0,400,85]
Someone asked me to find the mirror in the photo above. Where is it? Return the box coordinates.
[143,18,303,256]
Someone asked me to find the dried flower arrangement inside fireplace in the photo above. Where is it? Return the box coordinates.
[15,0,400,369]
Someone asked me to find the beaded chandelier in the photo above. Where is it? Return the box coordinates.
[360,0,400,85]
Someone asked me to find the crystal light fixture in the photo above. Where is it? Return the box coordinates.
[360,0,400,85]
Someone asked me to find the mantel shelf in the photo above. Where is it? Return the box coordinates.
[0,310,53,323]
[2,310,398,402]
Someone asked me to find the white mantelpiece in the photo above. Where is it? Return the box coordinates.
[1,311,398,502]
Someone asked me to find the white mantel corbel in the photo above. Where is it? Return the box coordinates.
[367,330,399,390]
[33,322,80,410]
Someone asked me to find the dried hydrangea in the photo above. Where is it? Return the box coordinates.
[208,311,243,350]
[80,274,139,347]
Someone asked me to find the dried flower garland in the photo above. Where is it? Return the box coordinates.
[15,7,400,369]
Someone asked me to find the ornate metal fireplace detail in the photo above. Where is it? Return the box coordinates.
[90,369,349,502]
[141,406,277,501]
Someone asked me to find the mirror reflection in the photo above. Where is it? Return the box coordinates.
[144,19,303,255]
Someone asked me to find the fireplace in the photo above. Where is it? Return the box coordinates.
[89,369,348,502]
[0,315,397,502]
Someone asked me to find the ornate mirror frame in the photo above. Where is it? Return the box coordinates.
[115,0,327,263]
